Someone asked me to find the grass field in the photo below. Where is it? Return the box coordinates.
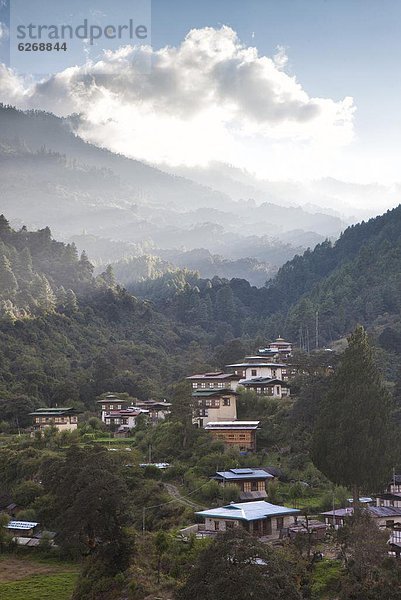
[0,556,78,600]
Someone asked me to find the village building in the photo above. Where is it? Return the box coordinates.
[6,520,39,538]
[187,371,240,391]
[226,357,288,382]
[30,407,79,433]
[102,407,143,435]
[257,337,293,360]
[375,475,401,508]
[133,399,172,424]
[212,468,274,501]
[204,421,260,452]
[195,500,300,540]
[240,376,290,398]
[192,389,238,428]
[97,394,129,422]
[322,505,401,529]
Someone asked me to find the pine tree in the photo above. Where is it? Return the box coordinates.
[0,255,18,295]
[65,289,78,312]
[311,325,398,503]
[100,264,116,288]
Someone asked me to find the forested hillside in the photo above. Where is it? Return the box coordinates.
[0,217,220,417]
[130,204,401,359]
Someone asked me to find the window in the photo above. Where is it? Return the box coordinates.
[201,382,206,388]
[117,404,122,409]
[251,481,258,491]
[102,405,106,410]
[209,382,214,388]
[192,383,197,388]
[214,521,220,531]
[226,521,234,529]
[256,387,262,394]
[276,517,284,530]
[276,386,280,395]
[218,382,224,388]
[272,370,276,377]
[251,369,257,376]
[223,398,230,406]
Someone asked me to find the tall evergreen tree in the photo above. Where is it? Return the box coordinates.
[311,325,398,503]
[0,255,18,295]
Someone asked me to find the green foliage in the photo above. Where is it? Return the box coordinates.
[312,326,398,499]
[175,529,302,600]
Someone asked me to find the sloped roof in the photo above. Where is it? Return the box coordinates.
[214,468,273,481]
[196,500,299,522]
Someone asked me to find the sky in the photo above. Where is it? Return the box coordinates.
[1,0,401,185]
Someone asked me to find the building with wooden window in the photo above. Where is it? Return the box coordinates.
[240,376,290,398]
[192,389,238,427]
[196,500,299,540]
[257,337,293,360]
[226,357,288,382]
[322,505,401,529]
[204,421,260,451]
[97,394,129,422]
[187,371,240,391]
[30,407,79,432]
[212,468,274,501]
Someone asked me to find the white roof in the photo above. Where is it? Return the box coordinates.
[6,521,39,529]
[196,500,299,522]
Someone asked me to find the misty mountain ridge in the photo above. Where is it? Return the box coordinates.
[0,104,348,284]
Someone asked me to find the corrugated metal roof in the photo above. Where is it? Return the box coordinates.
[196,500,299,522]
[205,421,260,430]
[215,468,273,480]
[7,521,39,529]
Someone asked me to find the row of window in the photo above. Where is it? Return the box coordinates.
[35,417,76,423]
[196,398,231,407]
[101,404,123,410]
[192,382,228,389]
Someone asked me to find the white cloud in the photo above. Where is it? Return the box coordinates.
[0,26,355,178]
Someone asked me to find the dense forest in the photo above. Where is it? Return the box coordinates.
[128,204,401,360]
[2,201,401,425]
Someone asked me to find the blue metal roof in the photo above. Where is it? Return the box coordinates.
[215,468,274,481]
[196,501,299,522]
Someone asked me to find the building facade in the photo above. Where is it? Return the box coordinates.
[196,500,299,540]
[226,357,288,382]
[204,421,260,451]
[192,389,238,427]
[30,407,79,432]
[240,377,290,398]
[213,468,274,501]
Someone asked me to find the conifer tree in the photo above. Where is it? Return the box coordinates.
[0,255,18,295]
[312,325,397,503]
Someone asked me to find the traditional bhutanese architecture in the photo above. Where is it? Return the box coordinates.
[133,399,172,424]
[102,408,142,433]
[212,468,274,501]
[240,376,290,398]
[226,357,289,382]
[258,337,293,360]
[186,371,240,391]
[192,389,238,428]
[204,421,260,452]
[30,407,79,432]
[374,474,401,509]
[322,506,401,529]
[97,394,129,422]
[6,521,39,538]
[196,500,299,540]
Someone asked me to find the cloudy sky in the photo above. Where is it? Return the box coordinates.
[0,0,401,184]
